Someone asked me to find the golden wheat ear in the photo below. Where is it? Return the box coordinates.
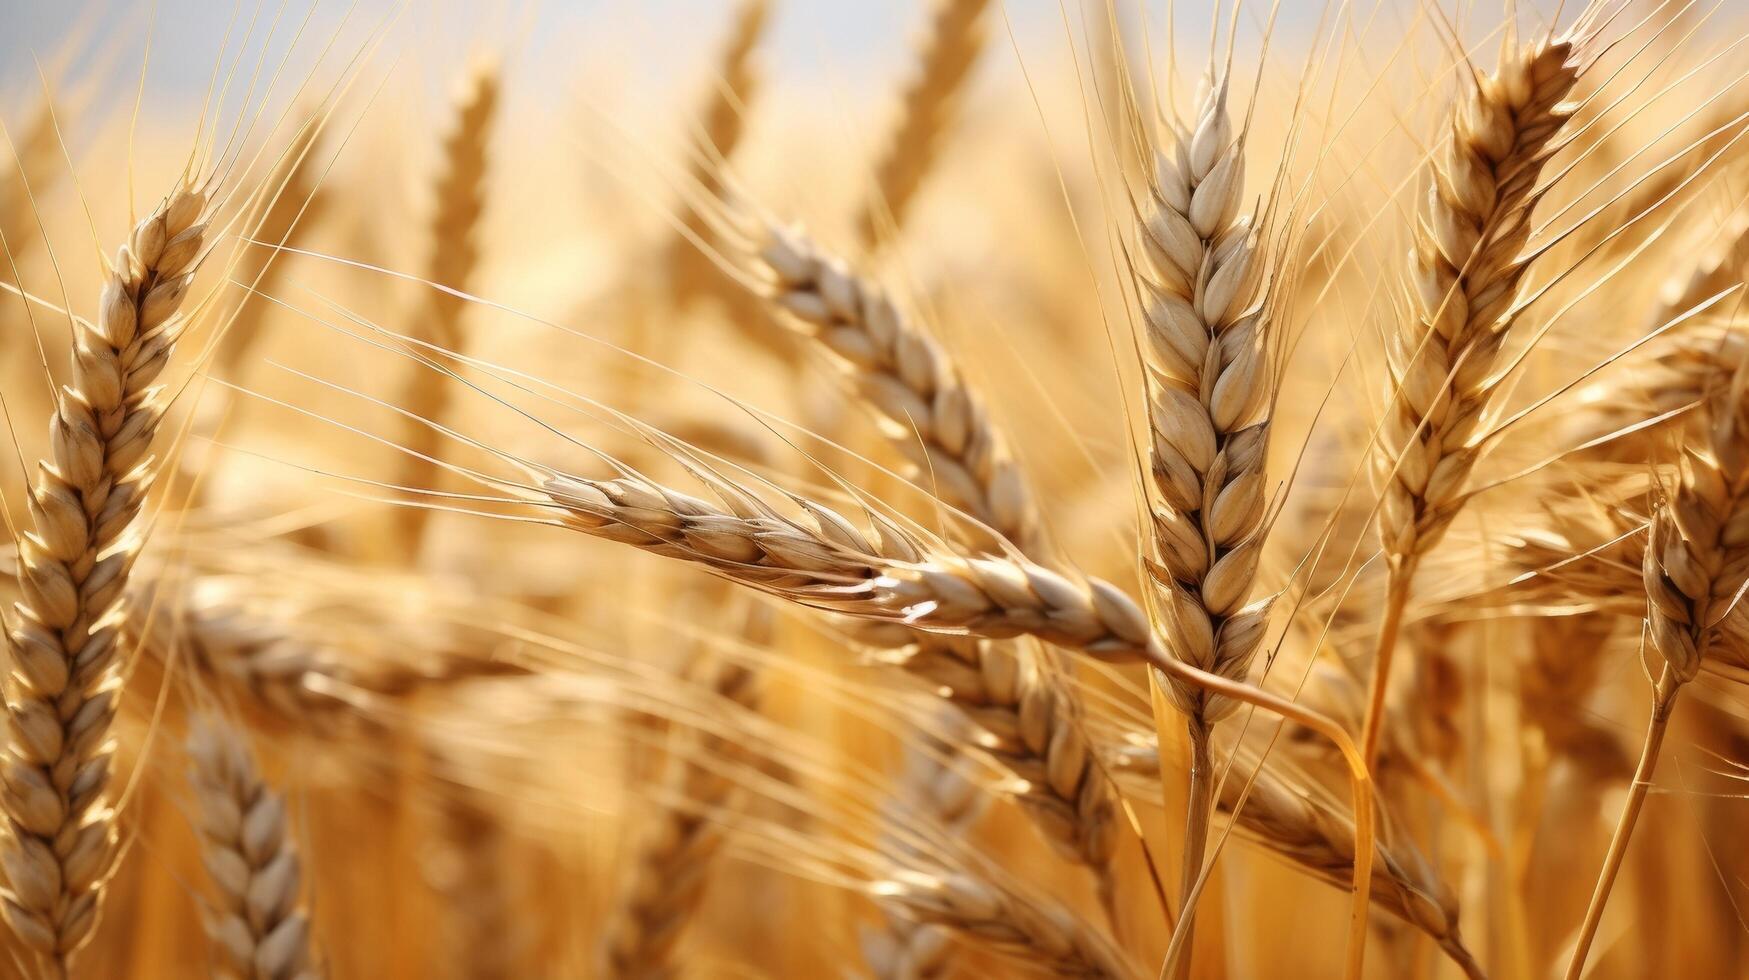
[1,180,212,971]
[184,714,318,980]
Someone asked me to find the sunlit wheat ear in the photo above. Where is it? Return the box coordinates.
[860,626,1121,890]
[855,0,991,249]
[1129,69,1276,951]
[666,0,769,309]
[736,218,1036,547]
[186,715,318,980]
[1570,358,1749,977]
[861,725,984,980]
[869,867,1138,980]
[0,181,209,969]
[535,469,1152,659]
[1377,34,1586,564]
[1363,26,1591,770]
[722,206,1124,885]
[393,55,500,548]
[1136,73,1275,725]
[598,656,760,979]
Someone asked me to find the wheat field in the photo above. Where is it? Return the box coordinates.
[0,0,1746,977]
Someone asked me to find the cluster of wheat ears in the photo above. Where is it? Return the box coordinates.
[0,0,1747,976]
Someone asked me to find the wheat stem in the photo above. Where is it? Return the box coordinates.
[1564,671,1678,980]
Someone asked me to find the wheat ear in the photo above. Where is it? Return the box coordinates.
[747,221,1035,545]
[394,56,500,548]
[1132,74,1277,947]
[860,725,986,980]
[1566,363,1749,978]
[854,0,990,248]
[186,715,318,980]
[1365,31,1586,769]
[133,575,528,737]
[667,0,769,308]
[535,468,1379,977]
[598,656,760,979]
[0,182,208,971]
[738,220,1122,884]
[870,867,1136,980]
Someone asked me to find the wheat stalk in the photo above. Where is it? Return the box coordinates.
[0,182,208,971]
[854,0,990,248]
[1364,29,1588,770]
[394,56,500,548]
[598,656,760,979]
[1567,357,1749,977]
[186,714,318,980]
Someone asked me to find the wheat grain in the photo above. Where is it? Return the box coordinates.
[186,714,318,980]
[0,181,208,971]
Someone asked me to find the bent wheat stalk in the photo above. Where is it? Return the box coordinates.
[1366,29,1587,770]
[0,182,208,972]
